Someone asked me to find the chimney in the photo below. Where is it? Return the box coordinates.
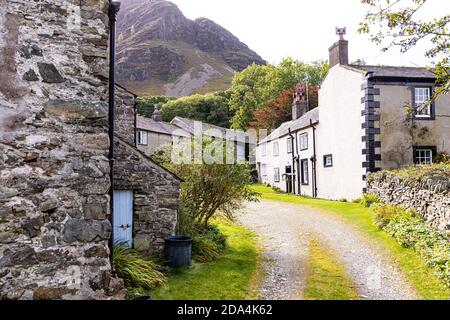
[151,107,163,122]
[329,27,348,68]
[292,85,308,120]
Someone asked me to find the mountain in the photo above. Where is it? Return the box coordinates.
[116,0,266,97]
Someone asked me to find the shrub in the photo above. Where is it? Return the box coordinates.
[338,198,348,203]
[435,152,450,164]
[371,205,450,288]
[371,203,414,229]
[154,139,260,228]
[113,246,166,290]
[192,225,228,263]
[359,193,381,207]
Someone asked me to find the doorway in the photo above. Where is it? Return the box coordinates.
[113,190,133,247]
[285,165,292,194]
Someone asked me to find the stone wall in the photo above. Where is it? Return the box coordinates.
[115,84,136,146]
[367,171,450,234]
[0,0,124,299]
[114,139,181,255]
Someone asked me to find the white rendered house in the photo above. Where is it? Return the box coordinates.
[256,30,450,201]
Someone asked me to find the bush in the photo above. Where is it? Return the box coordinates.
[359,193,381,207]
[371,205,450,288]
[338,198,348,203]
[154,139,260,228]
[371,203,415,229]
[192,225,228,263]
[113,246,166,290]
[435,152,450,164]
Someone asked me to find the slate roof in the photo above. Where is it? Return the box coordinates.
[343,64,436,79]
[137,115,190,137]
[259,108,319,145]
[170,117,249,142]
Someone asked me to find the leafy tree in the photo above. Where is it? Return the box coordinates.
[153,139,259,228]
[136,96,175,118]
[159,91,233,128]
[229,59,328,130]
[251,84,319,130]
[359,0,450,95]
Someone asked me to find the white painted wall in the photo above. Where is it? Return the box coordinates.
[257,65,366,201]
[315,65,366,201]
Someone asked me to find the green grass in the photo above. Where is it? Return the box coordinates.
[151,221,262,300]
[305,239,359,300]
[252,184,450,300]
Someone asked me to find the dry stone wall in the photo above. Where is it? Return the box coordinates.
[367,171,450,234]
[0,0,124,299]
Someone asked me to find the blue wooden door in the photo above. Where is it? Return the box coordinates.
[113,190,133,247]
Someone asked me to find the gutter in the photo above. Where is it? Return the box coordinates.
[108,0,121,262]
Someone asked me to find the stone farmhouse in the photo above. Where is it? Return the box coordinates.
[137,111,251,163]
[0,0,180,300]
[256,29,450,201]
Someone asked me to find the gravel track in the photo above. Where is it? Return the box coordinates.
[238,200,418,300]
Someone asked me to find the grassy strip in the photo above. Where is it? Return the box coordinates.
[305,239,359,300]
[252,184,450,300]
[151,220,262,300]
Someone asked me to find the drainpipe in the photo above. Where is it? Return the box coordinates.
[288,128,296,194]
[108,0,121,261]
[294,131,301,196]
[310,119,318,198]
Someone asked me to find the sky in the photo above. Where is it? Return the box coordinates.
[170,0,447,67]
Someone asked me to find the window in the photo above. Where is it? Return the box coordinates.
[261,164,268,177]
[300,159,309,185]
[323,154,333,167]
[261,143,267,157]
[287,137,293,154]
[414,146,436,165]
[414,87,432,118]
[137,130,148,145]
[273,168,280,182]
[299,133,308,151]
[273,141,279,157]
[237,144,246,162]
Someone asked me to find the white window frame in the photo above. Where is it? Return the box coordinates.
[324,154,333,168]
[301,159,309,185]
[137,130,148,145]
[273,168,280,182]
[287,137,293,154]
[261,164,268,177]
[299,133,308,151]
[414,87,432,118]
[261,143,267,157]
[273,141,279,157]
[415,148,433,165]
[237,143,246,162]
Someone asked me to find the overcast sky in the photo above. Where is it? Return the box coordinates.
[171,0,447,67]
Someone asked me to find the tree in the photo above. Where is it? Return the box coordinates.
[158,92,233,128]
[229,59,328,130]
[251,84,319,130]
[359,0,450,95]
[153,139,259,228]
[136,96,175,118]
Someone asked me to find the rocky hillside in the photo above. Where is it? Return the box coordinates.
[116,0,266,97]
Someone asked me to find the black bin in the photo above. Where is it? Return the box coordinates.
[164,236,192,268]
